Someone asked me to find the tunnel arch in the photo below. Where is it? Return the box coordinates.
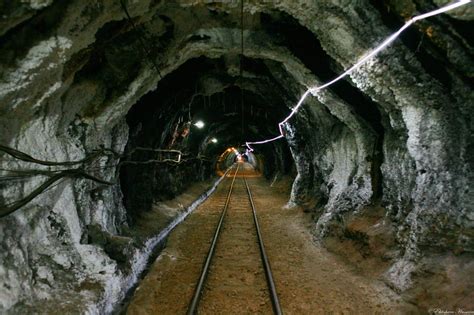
[0,1,472,313]
[118,55,294,216]
[215,146,259,176]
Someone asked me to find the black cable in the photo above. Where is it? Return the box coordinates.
[240,0,245,139]
[0,169,114,218]
[119,0,163,79]
[0,143,208,218]
[0,145,118,166]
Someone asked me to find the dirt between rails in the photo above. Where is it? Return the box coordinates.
[126,167,410,314]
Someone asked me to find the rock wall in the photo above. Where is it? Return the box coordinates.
[0,0,472,312]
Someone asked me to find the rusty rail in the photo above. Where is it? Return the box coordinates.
[187,163,283,314]
[187,164,240,314]
[244,177,283,315]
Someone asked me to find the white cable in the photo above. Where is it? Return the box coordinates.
[245,0,471,152]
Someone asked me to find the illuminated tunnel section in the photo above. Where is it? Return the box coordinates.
[119,56,294,219]
[215,147,259,176]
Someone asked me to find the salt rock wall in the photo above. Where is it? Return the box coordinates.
[0,0,472,312]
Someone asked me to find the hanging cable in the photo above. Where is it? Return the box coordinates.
[240,0,245,139]
[0,144,201,218]
[245,0,471,152]
[119,0,163,79]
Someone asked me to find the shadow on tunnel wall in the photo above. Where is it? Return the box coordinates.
[118,56,296,223]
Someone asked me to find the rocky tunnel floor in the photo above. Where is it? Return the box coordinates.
[125,165,412,314]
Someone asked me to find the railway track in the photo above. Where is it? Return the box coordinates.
[187,162,282,315]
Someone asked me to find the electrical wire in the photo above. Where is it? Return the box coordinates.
[1,0,469,216]
[0,145,119,166]
[245,0,471,151]
[0,169,114,218]
[240,0,245,139]
[119,0,163,78]
[0,145,186,217]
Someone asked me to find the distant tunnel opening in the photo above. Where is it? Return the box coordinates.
[215,147,260,176]
[118,56,294,222]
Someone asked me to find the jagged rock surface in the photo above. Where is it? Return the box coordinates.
[0,0,472,313]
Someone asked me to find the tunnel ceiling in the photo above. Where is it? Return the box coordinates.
[125,56,291,150]
[0,0,472,147]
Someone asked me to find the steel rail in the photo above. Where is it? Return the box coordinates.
[244,177,283,315]
[187,164,240,315]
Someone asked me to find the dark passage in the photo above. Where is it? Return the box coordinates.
[0,1,472,314]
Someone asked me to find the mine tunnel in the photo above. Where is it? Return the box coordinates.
[0,0,473,314]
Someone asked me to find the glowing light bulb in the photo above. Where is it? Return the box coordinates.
[194,120,205,129]
[210,137,218,143]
